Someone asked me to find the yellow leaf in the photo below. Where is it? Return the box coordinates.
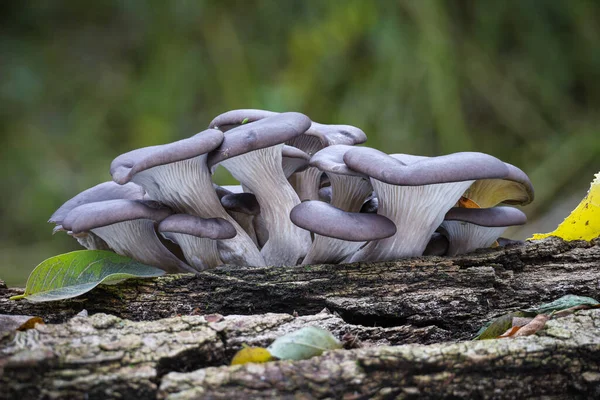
[530,172,600,241]
[230,346,273,365]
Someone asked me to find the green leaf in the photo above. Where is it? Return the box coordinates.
[526,295,599,315]
[474,311,537,340]
[241,117,249,124]
[10,250,165,302]
[267,326,342,360]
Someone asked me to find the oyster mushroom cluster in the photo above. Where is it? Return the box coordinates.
[49,109,534,273]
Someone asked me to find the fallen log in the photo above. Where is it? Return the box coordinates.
[1,237,598,342]
[1,309,599,399]
[1,237,599,398]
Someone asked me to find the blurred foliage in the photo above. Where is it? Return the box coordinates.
[1,0,599,285]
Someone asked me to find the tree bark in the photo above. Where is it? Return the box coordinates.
[1,237,598,341]
[1,237,599,399]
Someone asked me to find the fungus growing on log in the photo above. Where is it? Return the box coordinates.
[343,148,509,262]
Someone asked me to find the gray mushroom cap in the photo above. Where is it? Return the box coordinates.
[158,214,236,240]
[282,145,311,177]
[360,195,378,214]
[503,163,535,205]
[61,199,195,274]
[343,148,509,185]
[213,184,245,199]
[309,144,368,178]
[440,206,526,256]
[207,112,312,168]
[49,181,145,226]
[111,129,224,185]
[282,145,311,162]
[209,109,277,132]
[301,122,367,150]
[209,109,367,148]
[290,201,396,242]
[318,186,332,203]
[63,199,172,233]
[444,206,527,227]
[220,193,261,216]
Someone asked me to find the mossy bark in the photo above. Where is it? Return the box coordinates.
[1,237,599,399]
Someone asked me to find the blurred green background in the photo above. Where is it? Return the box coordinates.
[2,1,599,286]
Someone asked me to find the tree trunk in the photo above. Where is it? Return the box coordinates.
[1,237,599,399]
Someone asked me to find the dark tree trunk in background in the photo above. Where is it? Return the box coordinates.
[1,237,599,399]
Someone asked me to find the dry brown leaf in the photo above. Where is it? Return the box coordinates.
[552,304,599,318]
[513,314,549,337]
[498,326,521,338]
[0,314,44,332]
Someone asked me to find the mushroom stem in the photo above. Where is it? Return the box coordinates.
[220,145,311,265]
[290,166,323,201]
[440,222,507,256]
[349,180,474,262]
[130,155,265,267]
[160,232,222,270]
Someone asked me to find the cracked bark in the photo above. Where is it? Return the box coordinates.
[1,237,598,341]
[1,309,599,399]
[1,237,599,399]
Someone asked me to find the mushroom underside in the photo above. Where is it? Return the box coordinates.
[350,179,474,262]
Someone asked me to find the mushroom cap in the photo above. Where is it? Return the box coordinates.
[209,109,277,131]
[282,145,311,176]
[63,199,173,234]
[110,129,224,185]
[158,214,236,240]
[49,181,145,225]
[360,195,378,214]
[318,186,332,203]
[282,145,311,162]
[502,163,535,205]
[209,109,367,148]
[290,201,397,242]
[461,162,535,207]
[444,206,527,227]
[343,148,509,185]
[310,144,367,177]
[220,193,261,215]
[213,184,245,200]
[213,184,233,200]
[207,112,311,168]
[304,122,367,147]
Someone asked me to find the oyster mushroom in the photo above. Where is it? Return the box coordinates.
[208,108,367,200]
[290,201,397,245]
[207,112,312,265]
[282,145,311,179]
[110,129,265,267]
[220,192,262,246]
[49,181,145,249]
[343,148,510,262]
[287,121,367,201]
[158,214,236,270]
[301,145,374,264]
[62,199,195,274]
[440,206,527,256]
